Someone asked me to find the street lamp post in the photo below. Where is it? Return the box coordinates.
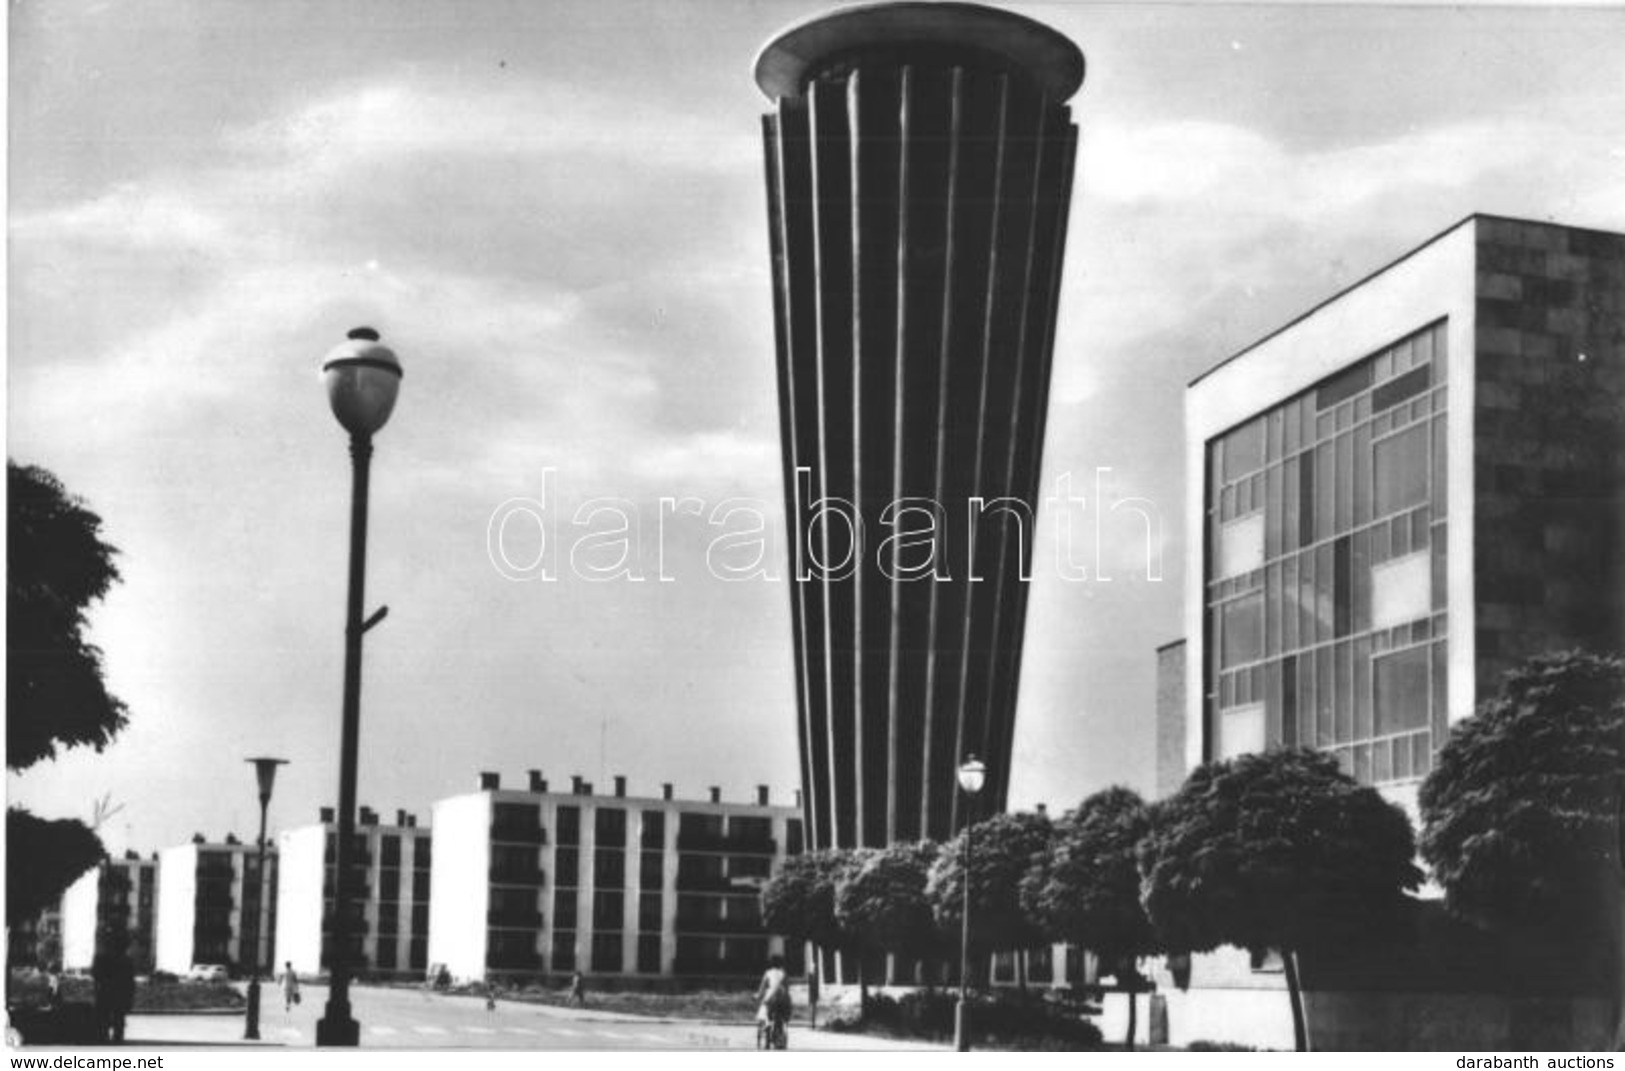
[954,755,987,1053]
[243,757,288,1041]
[315,327,402,1048]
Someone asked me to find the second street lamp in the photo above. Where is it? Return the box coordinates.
[315,327,401,1047]
[243,757,287,1041]
[954,755,987,1053]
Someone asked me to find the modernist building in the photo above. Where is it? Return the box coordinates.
[428,771,802,983]
[60,854,158,973]
[154,836,277,977]
[275,806,431,979]
[1183,214,1624,816]
[1151,215,1625,1050]
[756,2,1085,848]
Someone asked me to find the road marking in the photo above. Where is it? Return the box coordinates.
[277,1028,302,1040]
[504,1027,538,1036]
[369,1026,398,1036]
[550,1027,586,1037]
[413,1025,448,1036]
[596,1030,639,1041]
[465,1026,497,1035]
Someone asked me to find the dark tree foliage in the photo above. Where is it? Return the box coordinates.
[1022,786,1157,961]
[7,808,104,929]
[1419,650,1624,939]
[836,841,940,961]
[760,848,853,952]
[927,811,1052,960]
[1139,748,1420,1050]
[1022,786,1157,1049]
[8,461,128,771]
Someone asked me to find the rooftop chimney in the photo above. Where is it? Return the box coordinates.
[614,775,627,798]
[396,809,408,826]
[757,785,769,806]
[709,786,721,804]
[528,769,546,793]
[359,806,378,826]
[320,806,335,823]
[794,788,802,808]
[662,783,673,801]
[479,771,501,791]
[1035,803,1048,817]
[570,775,584,795]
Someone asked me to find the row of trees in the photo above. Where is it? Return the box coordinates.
[760,651,1624,1052]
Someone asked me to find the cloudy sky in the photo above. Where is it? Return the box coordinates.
[9,0,1625,852]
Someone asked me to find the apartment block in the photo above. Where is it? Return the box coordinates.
[274,806,430,979]
[154,836,276,977]
[428,771,803,983]
[59,853,158,973]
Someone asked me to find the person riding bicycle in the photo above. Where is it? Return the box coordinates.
[755,954,792,1046]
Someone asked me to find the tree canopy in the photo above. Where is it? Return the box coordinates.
[760,848,854,952]
[1139,748,1420,956]
[8,461,128,770]
[835,840,940,961]
[1022,786,1157,963]
[927,810,1052,957]
[1139,748,1420,1050]
[1419,650,1625,940]
[7,808,104,930]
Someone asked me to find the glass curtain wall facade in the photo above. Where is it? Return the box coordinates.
[1204,320,1449,787]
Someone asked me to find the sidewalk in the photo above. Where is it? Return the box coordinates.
[122,1014,280,1048]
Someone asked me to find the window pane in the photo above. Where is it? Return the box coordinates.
[1375,424,1428,516]
[1374,647,1429,734]
[1373,365,1430,412]
[1353,422,1372,527]
[1432,414,1448,515]
[1316,361,1372,410]
[1221,594,1263,668]
[1315,443,1334,542]
[1223,420,1265,481]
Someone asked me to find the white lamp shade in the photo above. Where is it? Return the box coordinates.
[957,757,987,795]
[323,329,402,435]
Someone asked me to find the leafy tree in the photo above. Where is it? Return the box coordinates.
[7,808,104,931]
[1138,748,1420,1051]
[761,848,868,993]
[1418,651,1625,1041]
[1022,786,1157,1049]
[8,461,128,770]
[835,841,940,974]
[927,811,1052,985]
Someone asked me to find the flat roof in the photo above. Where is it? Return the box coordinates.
[1187,212,1625,389]
[755,1,1084,102]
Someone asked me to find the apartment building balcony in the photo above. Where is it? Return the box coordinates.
[674,832,776,855]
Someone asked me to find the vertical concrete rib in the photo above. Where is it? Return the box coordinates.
[949,72,1010,834]
[919,66,965,841]
[884,66,909,841]
[762,113,819,849]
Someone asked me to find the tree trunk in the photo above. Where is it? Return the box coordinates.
[858,953,869,1013]
[1281,947,1309,1052]
[1124,988,1137,1052]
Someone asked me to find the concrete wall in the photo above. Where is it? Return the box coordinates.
[274,826,326,976]
[1154,640,1187,797]
[58,868,101,971]
[427,793,490,982]
[154,845,197,975]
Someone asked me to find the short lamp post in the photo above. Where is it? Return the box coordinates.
[243,756,288,1041]
[315,327,402,1047]
[954,755,987,1053]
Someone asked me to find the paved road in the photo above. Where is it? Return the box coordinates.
[123,985,941,1051]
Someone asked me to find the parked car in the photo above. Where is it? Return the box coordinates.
[187,964,229,982]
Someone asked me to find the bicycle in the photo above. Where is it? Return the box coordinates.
[756,1004,789,1050]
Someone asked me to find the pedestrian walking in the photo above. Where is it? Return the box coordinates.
[280,962,300,1012]
[569,970,585,1006]
[90,936,135,1044]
